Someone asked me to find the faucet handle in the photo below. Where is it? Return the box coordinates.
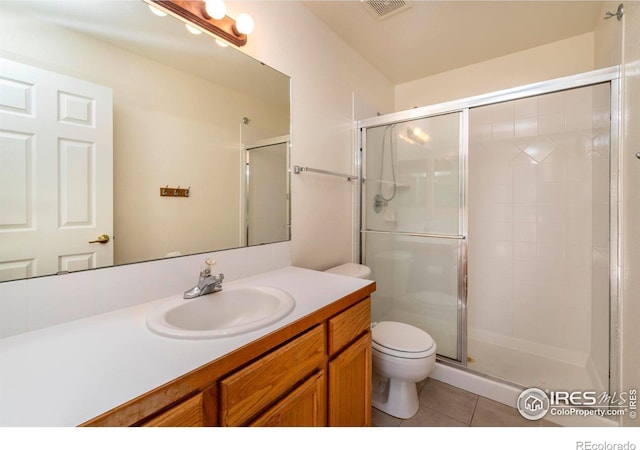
[204,258,216,267]
[204,258,216,272]
[200,258,216,277]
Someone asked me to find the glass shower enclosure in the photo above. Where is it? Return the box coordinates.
[359,67,618,394]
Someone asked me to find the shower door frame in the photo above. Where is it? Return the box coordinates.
[356,66,621,392]
[359,111,468,363]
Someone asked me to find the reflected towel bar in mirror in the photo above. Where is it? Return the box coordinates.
[293,165,357,182]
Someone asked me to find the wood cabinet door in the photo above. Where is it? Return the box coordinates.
[250,371,326,427]
[328,332,372,427]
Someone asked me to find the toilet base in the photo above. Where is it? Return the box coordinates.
[371,375,420,419]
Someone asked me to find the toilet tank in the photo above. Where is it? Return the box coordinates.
[324,263,371,280]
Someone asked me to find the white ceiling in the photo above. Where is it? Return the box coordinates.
[303,1,605,84]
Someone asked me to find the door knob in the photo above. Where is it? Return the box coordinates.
[89,234,110,244]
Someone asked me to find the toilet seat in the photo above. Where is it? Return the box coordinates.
[372,321,435,359]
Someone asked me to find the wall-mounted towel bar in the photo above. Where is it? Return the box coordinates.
[293,165,357,181]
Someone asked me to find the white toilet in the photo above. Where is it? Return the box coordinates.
[370,321,436,419]
[324,263,437,419]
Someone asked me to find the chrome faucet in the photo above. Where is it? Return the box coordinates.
[184,258,224,299]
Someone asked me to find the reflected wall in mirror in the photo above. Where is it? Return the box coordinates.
[0,1,291,283]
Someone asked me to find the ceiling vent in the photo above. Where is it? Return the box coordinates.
[363,0,412,21]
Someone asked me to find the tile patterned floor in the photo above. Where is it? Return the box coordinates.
[372,379,560,427]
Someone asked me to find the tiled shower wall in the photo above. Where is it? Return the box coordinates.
[467,84,610,374]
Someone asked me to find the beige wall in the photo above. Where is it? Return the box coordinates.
[594,1,624,69]
[112,62,288,263]
[621,1,640,427]
[395,33,595,111]
[229,1,395,270]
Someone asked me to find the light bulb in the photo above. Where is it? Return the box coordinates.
[148,5,167,17]
[235,13,254,35]
[215,39,229,48]
[405,126,431,145]
[185,24,202,35]
[204,0,226,20]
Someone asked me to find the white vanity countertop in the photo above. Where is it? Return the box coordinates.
[0,266,373,426]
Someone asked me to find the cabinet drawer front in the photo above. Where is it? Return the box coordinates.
[220,325,325,426]
[141,393,203,427]
[328,297,371,356]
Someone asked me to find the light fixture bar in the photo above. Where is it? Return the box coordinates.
[151,0,248,47]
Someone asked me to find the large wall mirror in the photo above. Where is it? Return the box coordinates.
[0,1,291,283]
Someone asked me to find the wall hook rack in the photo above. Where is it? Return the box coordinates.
[160,185,190,197]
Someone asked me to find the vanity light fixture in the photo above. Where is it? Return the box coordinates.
[147,0,254,47]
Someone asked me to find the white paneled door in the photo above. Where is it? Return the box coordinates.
[0,57,113,282]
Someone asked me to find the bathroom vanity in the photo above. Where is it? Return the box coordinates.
[0,267,375,427]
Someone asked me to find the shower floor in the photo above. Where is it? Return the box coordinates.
[467,338,604,392]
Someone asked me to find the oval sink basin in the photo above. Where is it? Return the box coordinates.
[146,285,295,339]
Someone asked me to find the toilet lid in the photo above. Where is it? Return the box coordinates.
[372,321,435,355]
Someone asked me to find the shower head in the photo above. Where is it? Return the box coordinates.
[604,3,624,21]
